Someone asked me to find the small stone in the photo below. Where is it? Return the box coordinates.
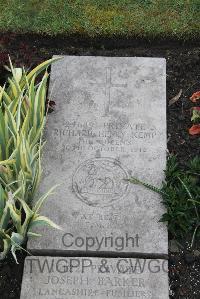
[194,249,200,257]
[169,240,180,253]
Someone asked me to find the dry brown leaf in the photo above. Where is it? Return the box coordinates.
[0,165,8,174]
[24,95,31,109]
[169,89,182,106]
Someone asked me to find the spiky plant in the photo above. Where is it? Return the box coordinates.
[0,57,62,262]
[128,155,200,249]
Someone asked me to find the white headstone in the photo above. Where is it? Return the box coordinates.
[28,56,167,254]
[20,256,169,299]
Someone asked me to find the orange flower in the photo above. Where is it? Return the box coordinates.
[190,91,200,103]
[189,124,200,135]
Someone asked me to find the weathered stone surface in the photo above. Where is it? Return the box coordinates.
[28,56,167,254]
[20,256,169,299]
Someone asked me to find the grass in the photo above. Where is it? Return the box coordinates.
[0,0,199,39]
[129,155,200,248]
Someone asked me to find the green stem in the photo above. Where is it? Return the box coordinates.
[178,176,199,220]
[191,224,200,249]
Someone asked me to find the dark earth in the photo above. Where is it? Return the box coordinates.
[0,33,200,299]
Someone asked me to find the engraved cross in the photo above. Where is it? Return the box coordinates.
[90,67,127,114]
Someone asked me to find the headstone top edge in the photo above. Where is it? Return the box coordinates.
[51,54,166,63]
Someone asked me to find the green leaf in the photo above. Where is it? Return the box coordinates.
[7,202,22,233]
[33,185,58,214]
[0,159,15,166]
[0,85,12,105]
[27,231,42,238]
[10,232,24,264]
[29,215,62,231]
[0,185,6,219]
[26,57,62,83]
[0,238,11,261]
[13,68,23,84]
[8,56,21,94]
[4,104,18,140]
[0,201,10,230]
[0,58,62,261]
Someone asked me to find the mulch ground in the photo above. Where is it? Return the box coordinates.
[0,33,199,299]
